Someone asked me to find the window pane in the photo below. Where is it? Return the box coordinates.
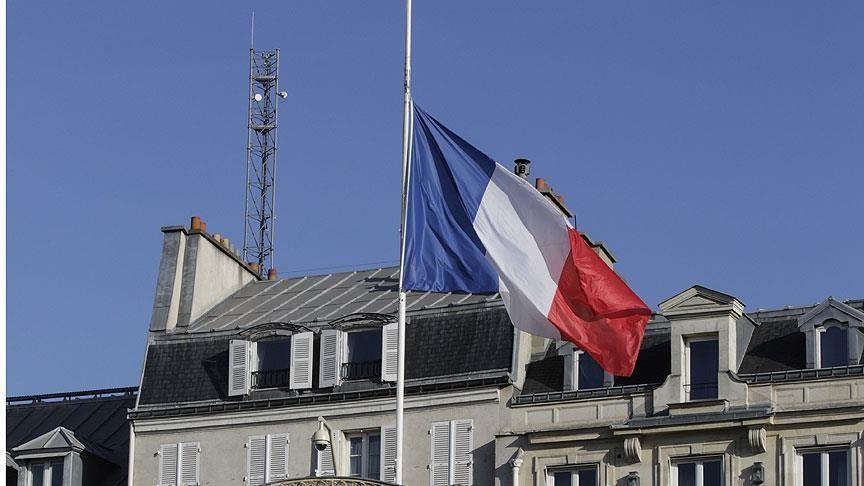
[346,330,382,363]
[50,461,63,486]
[256,339,291,371]
[828,450,848,486]
[349,437,363,476]
[802,453,821,486]
[578,354,604,390]
[821,327,848,367]
[677,462,696,486]
[31,463,45,486]
[367,434,381,480]
[702,460,722,486]
[552,471,572,486]
[577,468,597,486]
[689,340,719,399]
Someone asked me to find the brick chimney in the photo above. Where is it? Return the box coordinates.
[149,217,260,332]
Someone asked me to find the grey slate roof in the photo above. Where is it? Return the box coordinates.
[186,267,497,333]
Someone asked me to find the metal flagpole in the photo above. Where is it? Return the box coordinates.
[396,0,413,483]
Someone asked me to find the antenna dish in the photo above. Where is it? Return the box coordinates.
[278,91,288,99]
[253,93,263,102]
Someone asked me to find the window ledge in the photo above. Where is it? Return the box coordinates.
[668,398,728,416]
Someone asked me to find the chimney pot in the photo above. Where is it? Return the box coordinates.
[267,269,278,281]
[514,158,531,180]
[221,237,230,248]
[190,216,203,231]
[200,221,207,233]
[249,262,260,273]
[213,233,222,243]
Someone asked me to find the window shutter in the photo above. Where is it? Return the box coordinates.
[289,332,314,389]
[246,436,266,486]
[430,422,451,486]
[381,323,399,382]
[158,443,178,486]
[178,442,200,486]
[381,425,397,483]
[319,329,342,388]
[267,434,290,481]
[452,420,473,485]
[229,339,251,396]
[315,431,338,477]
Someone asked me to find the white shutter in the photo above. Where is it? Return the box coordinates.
[158,443,178,486]
[178,442,200,486]
[318,329,342,388]
[289,332,314,389]
[315,430,338,477]
[430,422,451,486]
[246,436,267,485]
[267,433,290,481]
[381,323,399,382]
[381,425,397,483]
[229,339,251,396]
[452,420,473,485]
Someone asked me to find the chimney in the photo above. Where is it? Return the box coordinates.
[514,158,531,180]
[580,233,616,270]
[533,177,573,218]
[149,216,261,332]
[267,268,278,281]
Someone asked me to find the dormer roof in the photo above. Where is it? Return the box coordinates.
[658,285,745,319]
[797,296,864,330]
[11,426,116,464]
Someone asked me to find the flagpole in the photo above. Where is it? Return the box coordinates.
[396,0,412,483]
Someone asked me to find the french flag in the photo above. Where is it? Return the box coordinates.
[404,105,651,376]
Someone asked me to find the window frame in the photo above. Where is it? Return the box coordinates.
[344,430,382,480]
[815,324,849,368]
[27,459,64,486]
[670,456,724,486]
[795,447,851,486]
[545,464,599,486]
[250,337,293,390]
[341,328,384,382]
[560,344,612,391]
[683,335,719,401]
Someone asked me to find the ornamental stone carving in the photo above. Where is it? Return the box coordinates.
[623,436,642,463]
[748,426,767,453]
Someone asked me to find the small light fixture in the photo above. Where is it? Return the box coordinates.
[750,462,765,484]
[253,93,263,102]
[626,471,640,486]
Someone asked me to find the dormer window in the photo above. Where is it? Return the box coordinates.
[228,326,314,396]
[818,324,849,368]
[319,319,398,388]
[560,344,612,391]
[28,460,63,486]
[798,298,864,370]
[684,337,719,400]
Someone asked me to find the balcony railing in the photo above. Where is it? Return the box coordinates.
[685,382,718,400]
[252,368,291,389]
[341,360,382,381]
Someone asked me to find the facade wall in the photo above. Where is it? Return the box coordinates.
[131,388,502,486]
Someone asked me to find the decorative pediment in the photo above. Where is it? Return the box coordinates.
[798,297,864,330]
[659,285,744,318]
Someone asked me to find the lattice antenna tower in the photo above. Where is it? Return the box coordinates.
[243,40,287,277]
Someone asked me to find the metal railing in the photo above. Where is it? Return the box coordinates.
[341,360,382,381]
[252,368,291,389]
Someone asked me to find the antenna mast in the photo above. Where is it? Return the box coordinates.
[243,25,286,277]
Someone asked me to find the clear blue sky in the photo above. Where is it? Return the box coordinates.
[8,2,863,395]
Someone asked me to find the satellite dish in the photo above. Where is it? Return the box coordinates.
[254,93,263,102]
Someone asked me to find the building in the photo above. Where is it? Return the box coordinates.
[127,212,864,486]
[6,387,138,486]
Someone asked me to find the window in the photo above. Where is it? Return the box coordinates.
[229,333,313,396]
[319,324,398,387]
[685,337,719,400]
[818,326,849,368]
[344,329,383,380]
[561,345,610,391]
[798,449,849,486]
[347,431,381,479]
[546,466,598,486]
[28,460,63,486]
[252,339,292,388]
[158,442,200,486]
[430,420,473,486]
[246,434,289,485]
[672,457,722,486]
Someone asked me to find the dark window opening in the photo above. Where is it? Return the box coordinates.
[820,327,848,368]
[578,353,604,390]
[343,329,382,380]
[687,339,719,400]
[252,338,292,389]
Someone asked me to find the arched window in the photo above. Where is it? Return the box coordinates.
[819,326,848,368]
